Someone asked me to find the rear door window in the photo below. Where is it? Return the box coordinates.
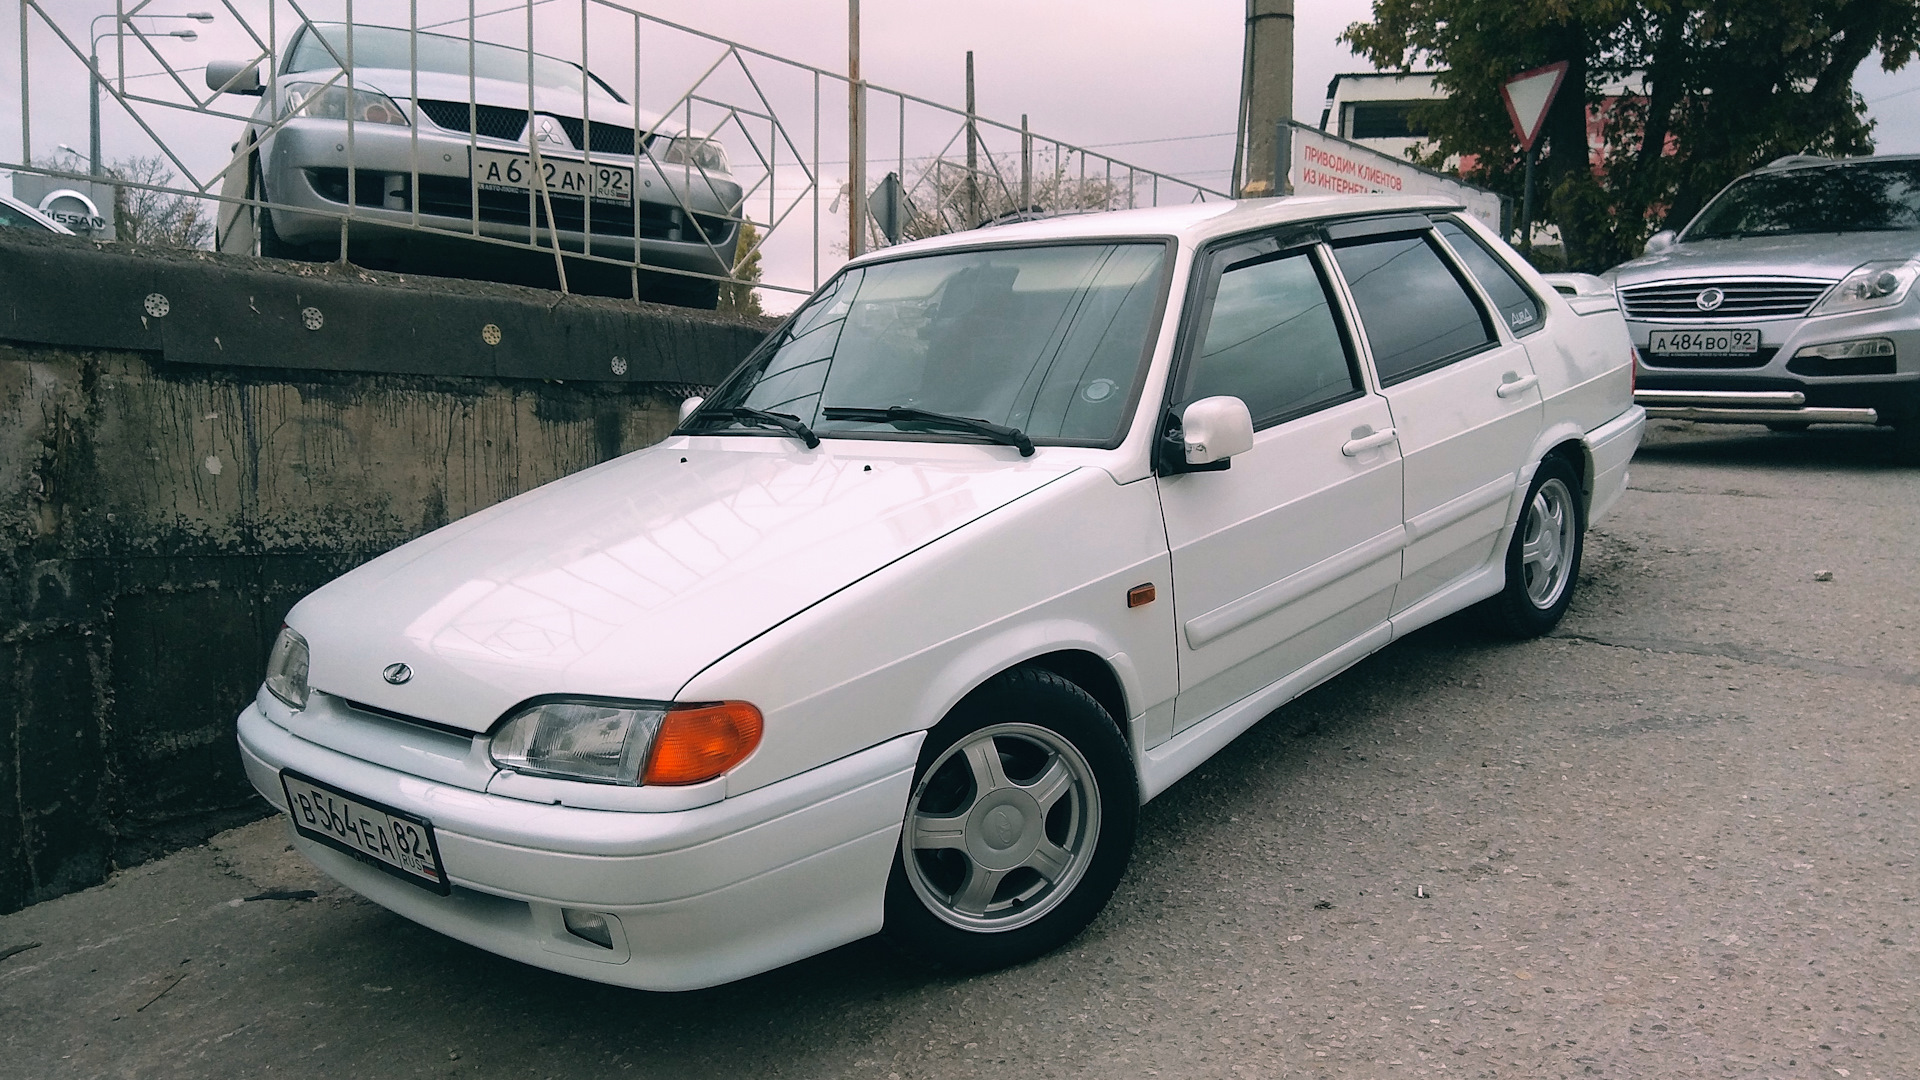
[1435,219,1543,337]
[1181,246,1361,428]
[1331,232,1496,386]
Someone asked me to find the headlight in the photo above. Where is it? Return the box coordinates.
[489,699,761,786]
[662,136,730,175]
[283,81,409,127]
[1811,260,1918,316]
[264,625,310,711]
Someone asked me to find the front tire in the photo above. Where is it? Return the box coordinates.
[1483,454,1585,638]
[884,667,1136,972]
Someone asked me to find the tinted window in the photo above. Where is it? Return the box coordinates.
[1182,248,1359,426]
[1332,233,1493,385]
[693,243,1168,446]
[1685,160,1920,239]
[1436,219,1542,336]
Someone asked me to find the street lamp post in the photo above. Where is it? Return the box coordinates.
[89,12,213,176]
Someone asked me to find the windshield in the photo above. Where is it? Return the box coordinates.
[1684,160,1920,240]
[690,242,1171,448]
[287,24,622,101]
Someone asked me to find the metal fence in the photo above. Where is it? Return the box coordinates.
[7,1,1228,310]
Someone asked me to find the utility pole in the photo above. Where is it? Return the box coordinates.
[965,51,979,228]
[1233,0,1294,197]
[848,0,866,258]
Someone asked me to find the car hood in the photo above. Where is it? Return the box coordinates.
[334,67,674,134]
[291,443,1077,732]
[1610,230,1920,285]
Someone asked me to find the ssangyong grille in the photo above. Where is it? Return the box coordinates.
[1620,278,1834,320]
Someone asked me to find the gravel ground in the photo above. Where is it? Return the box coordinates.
[2,419,1914,1080]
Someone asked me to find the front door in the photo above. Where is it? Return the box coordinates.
[1158,239,1404,732]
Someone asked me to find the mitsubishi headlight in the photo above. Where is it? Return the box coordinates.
[283,81,409,127]
[263,625,310,711]
[1811,260,1919,316]
[662,136,731,175]
[489,698,762,786]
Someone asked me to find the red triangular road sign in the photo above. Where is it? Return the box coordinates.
[1502,61,1569,152]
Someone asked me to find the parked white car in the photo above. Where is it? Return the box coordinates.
[236,195,1644,990]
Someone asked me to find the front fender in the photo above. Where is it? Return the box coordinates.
[679,469,1176,799]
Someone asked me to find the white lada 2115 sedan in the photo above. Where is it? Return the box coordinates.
[237,195,1645,990]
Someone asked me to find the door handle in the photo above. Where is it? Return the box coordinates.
[1497,372,1540,399]
[1341,427,1399,456]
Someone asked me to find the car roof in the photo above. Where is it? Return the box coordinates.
[0,192,72,234]
[848,194,1466,265]
[1755,152,1920,174]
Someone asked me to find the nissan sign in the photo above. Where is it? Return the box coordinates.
[37,189,109,236]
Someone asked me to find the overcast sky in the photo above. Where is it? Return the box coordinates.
[3,0,1915,300]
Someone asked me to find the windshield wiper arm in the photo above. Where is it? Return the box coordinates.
[709,406,819,448]
[823,405,1034,457]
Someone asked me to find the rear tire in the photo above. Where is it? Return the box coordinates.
[1894,422,1920,466]
[884,667,1136,972]
[1482,454,1585,639]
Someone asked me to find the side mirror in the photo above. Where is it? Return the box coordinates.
[1180,396,1254,467]
[1643,229,1677,255]
[206,60,263,96]
[677,396,704,425]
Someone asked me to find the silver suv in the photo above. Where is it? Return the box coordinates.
[1608,155,1920,458]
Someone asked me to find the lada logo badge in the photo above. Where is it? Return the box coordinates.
[382,662,413,685]
[1695,287,1725,311]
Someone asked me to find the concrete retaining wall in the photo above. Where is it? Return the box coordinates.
[0,231,776,912]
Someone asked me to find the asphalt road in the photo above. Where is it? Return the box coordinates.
[3,419,1915,1080]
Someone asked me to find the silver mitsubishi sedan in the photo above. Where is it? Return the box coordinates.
[208,22,742,307]
[1609,154,1920,459]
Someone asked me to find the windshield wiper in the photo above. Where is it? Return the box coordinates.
[705,406,819,448]
[823,405,1034,457]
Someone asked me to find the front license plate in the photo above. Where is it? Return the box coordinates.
[472,148,632,204]
[1647,328,1760,355]
[280,770,450,894]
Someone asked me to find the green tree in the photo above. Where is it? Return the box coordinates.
[1341,0,1920,271]
[719,220,764,316]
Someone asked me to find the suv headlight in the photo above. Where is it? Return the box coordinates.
[283,81,409,127]
[264,625,311,711]
[1811,260,1918,316]
[661,136,730,175]
[490,698,761,786]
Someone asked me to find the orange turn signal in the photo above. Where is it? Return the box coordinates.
[644,701,764,786]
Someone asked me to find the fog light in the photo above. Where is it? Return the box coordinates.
[1794,338,1895,361]
[562,908,615,949]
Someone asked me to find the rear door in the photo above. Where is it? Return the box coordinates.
[1157,234,1404,731]
[1327,218,1544,618]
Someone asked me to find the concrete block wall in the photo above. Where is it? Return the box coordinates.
[0,232,777,912]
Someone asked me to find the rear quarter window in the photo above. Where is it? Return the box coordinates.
[1435,219,1543,337]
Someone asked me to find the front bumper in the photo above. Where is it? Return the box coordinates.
[236,702,919,990]
[1633,378,1920,426]
[261,121,741,276]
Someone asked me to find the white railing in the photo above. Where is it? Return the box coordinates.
[7,1,1228,310]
